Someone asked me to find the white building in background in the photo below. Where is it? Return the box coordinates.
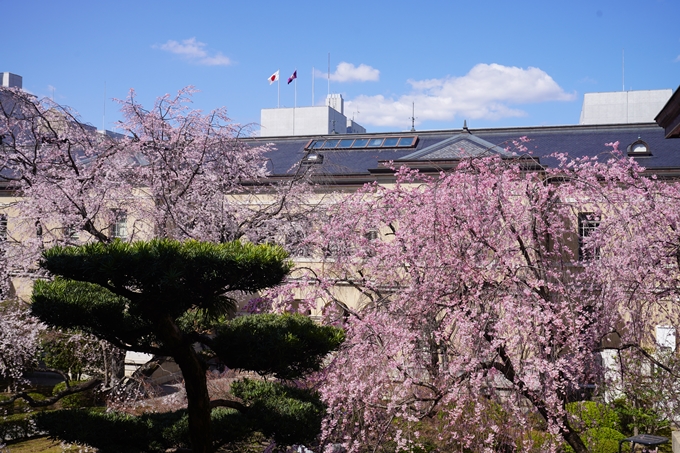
[260,93,366,137]
[1,72,22,89]
[580,89,672,125]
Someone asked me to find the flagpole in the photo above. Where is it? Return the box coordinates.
[312,67,315,106]
[277,69,280,108]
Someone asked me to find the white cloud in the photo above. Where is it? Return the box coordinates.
[154,38,231,66]
[315,62,379,83]
[346,63,576,128]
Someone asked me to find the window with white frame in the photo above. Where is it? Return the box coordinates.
[656,325,676,352]
[111,210,127,240]
[578,212,600,261]
[0,214,7,241]
[364,230,378,241]
[362,229,379,257]
[64,224,80,241]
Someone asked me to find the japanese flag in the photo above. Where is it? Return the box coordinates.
[268,70,279,85]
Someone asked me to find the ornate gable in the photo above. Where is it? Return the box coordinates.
[398,130,512,161]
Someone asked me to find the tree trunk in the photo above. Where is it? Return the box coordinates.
[109,345,126,382]
[174,345,213,453]
[157,314,213,453]
[562,423,588,453]
[491,344,589,453]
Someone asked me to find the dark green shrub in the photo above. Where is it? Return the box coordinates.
[582,427,626,453]
[567,401,620,432]
[52,381,97,408]
[564,402,626,453]
[35,407,252,452]
[37,408,165,453]
[231,378,325,446]
[0,412,39,442]
[214,313,345,379]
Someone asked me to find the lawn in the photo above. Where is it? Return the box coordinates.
[2,437,90,453]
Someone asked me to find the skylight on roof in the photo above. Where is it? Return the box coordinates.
[397,137,416,147]
[306,136,418,151]
[324,139,340,148]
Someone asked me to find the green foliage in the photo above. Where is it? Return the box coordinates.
[30,239,341,451]
[35,407,251,453]
[231,378,326,446]
[36,409,153,453]
[32,278,153,349]
[521,430,555,453]
[564,402,626,453]
[51,382,97,409]
[39,239,291,313]
[562,427,626,453]
[6,393,47,413]
[40,336,84,381]
[581,427,626,453]
[40,330,107,382]
[175,308,230,333]
[1,435,89,452]
[214,313,345,379]
[159,407,251,450]
[32,239,292,354]
[612,397,672,438]
[0,412,40,442]
[567,401,620,432]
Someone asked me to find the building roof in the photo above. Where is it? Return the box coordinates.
[247,121,680,183]
[398,128,513,160]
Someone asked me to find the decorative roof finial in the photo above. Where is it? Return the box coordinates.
[463,120,470,133]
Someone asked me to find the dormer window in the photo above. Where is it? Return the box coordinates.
[627,138,651,156]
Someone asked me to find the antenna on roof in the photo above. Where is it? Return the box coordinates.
[102,81,106,131]
[463,120,470,133]
[410,102,416,132]
[622,49,625,92]
[327,53,331,97]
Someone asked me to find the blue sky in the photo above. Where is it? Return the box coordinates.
[3,0,679,134]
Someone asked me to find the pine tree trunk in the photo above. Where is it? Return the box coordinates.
[174,345,213,453]
[157,314,213,453]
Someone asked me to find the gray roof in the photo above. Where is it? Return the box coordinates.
[398,131,513,160]
[247,122,680,179]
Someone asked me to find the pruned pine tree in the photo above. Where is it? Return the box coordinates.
[31,239,344,453]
